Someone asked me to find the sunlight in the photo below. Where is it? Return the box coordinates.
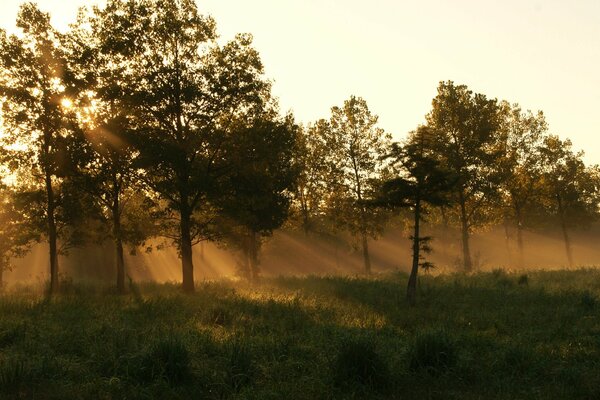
[61,97,73,109]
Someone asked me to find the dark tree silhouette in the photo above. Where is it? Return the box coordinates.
[0,4,83,293]
[221,115,299,281]
[378,126,455,305]
[92,0,272,291]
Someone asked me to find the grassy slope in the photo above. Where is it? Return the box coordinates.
[2,269,600,399]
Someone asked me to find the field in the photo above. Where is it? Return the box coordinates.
[2,269,600,399]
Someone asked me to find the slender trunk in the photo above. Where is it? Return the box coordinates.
[407,198,421,306]
[112,194,125,294]
[45,169,59,294]
[302,212,310,237]
[515,205,525,268]
[0,264,3,288]
[458,191,472,271]
[503,216,513,267]
[361,232,371,274]
[180,207,195,292]
[556,193,574,268]
[249,230,260,282]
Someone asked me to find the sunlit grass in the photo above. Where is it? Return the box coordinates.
[2,269,600,398]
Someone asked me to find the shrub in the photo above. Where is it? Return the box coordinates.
[409,330,457,375]
[333,337,390,391]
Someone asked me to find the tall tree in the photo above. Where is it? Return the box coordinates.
[63,12,152,293]
[294,119,330,236]
[538,135,600,268]
[0,4,81,293]
[221,115,299,281]
[496,102,547,266]
[94,0,272,291]
[378,126,455,305]
[324,96,391,274]
[426,81,502,271]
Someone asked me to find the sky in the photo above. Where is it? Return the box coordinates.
[1,0,599,162]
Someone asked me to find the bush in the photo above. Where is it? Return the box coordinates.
[409,330,457,375]
[333,337,390,391]
[138,337,191,385]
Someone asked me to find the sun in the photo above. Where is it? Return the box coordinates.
[61,98,73,109]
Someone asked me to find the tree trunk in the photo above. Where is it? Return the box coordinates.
[361,232,371,274]
[503,216,513,267]
[407,198,421,306]
[514,203,525,268]
[112,195,125,294]
[0,264,3,289]
[249,230,260,282]
[458,192,472,271]
[556,193,574,268]
[180,208,195,292]
[45,170,59,294]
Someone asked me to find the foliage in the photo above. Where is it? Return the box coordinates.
[321,95,392,273]
[426,81,503,270]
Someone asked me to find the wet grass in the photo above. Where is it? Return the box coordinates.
[2,269,600,399]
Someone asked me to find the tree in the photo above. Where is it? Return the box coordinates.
[426,81,502,271]
[62,13,153,293]
[323,96,391,274]
[537,135,600,268]
[93,0,272,291]
[221,115,299,281]
[0,185,30,288]
[0,4,82,293]
[378,126,455,305]
[496,102,548,266]
[294,120,330,236]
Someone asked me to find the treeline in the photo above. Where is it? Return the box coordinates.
[0,1,598,298]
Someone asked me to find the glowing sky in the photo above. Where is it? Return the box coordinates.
[2,0,599,162]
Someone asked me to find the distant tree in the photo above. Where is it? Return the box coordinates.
[0,4,83,293]
[221,115,299,281]
[0,185,30,288]
[426,81,502,271]
[93,0,272,291]
[378,126,455,305]
[537,135,600,268]
[496,102,548,266]
[294,119,330,235]
[323,96,392,274]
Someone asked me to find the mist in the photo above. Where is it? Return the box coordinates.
[4,222,599,287]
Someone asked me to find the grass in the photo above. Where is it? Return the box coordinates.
[2,269,600,398]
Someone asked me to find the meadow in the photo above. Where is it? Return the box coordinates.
[2,269,600,399]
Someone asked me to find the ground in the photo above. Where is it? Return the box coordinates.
[1,269,600,399]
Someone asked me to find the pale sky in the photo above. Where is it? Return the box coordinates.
[2,0,599,162]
